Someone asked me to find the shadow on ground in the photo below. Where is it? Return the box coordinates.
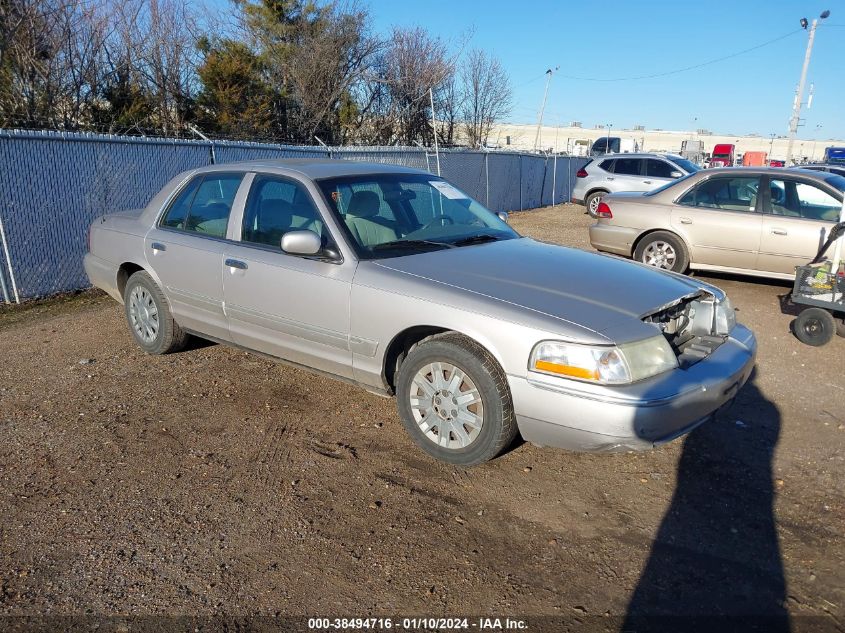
[623,373,789,632]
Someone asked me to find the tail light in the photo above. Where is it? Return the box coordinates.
[576,168,589,178]
[596,202,613,219]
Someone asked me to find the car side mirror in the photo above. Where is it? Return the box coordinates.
[670,170,683,178]
[497,211,509,223]
[281,230,322,256]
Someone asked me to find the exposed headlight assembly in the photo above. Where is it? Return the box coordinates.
[529,337,678,385]
[713,296,736,335]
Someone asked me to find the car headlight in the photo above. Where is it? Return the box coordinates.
[529,336,678,385]
[713,296,736,335]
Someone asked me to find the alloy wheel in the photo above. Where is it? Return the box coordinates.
[409,361,484,450]
[642,241,677,269]
[128,286,159,344]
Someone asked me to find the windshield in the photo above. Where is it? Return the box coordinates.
[671,157,701,173]
[644,171,698,196]
[317,173,519,259]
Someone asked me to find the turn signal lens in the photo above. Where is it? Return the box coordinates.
[596,202,613,218]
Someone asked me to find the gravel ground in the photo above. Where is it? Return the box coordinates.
[1,204,843,631]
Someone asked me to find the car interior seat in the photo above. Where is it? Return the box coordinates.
[344,190,399,247]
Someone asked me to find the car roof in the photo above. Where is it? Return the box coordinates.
[194,158,427,180]
[592,152,686,160]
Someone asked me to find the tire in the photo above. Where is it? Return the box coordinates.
[395,333,518,466]
[123,270,190,354]
[793,308,836,347]
[837,318,845,338]
[634,231,690,273]
[585,191,606,217]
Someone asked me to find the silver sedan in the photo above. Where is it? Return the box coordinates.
[590,167,845,279]
[85,159,756,465]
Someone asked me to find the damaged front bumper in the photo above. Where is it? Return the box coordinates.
[510,324,757,452]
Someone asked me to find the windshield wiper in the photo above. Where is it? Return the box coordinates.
[371,239,455,252]
[452,233,503,247]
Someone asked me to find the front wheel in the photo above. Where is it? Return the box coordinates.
[793,307,836,347]
[395,333,518,466]
[634,231,689,273]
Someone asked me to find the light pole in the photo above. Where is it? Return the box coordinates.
[785,10,830,165]
[533,67,558,152]
[768,133,776,159]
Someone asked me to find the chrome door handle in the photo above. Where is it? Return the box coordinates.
[151,242,166,251]
[770,228,787,236]
[643,180,652,184]
[225,258,248,270]
[607,177,615,181]
[679,217,693,225]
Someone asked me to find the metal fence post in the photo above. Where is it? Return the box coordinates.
[519,155,523,211]
[552,153,557,207]
[0,210,20,304]
[485,151,490,207]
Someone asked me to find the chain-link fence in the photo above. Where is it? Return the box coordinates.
[0,129,588,302]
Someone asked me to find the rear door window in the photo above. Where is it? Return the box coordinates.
[161,173,244,238]
[599,159,615,172]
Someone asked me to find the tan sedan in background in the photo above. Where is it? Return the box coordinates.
[589,167,844,279]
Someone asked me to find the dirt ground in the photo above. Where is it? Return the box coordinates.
[1,204,843,631]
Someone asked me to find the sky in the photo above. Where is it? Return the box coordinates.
[365,0,845,139]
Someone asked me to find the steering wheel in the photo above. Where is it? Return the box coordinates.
[420,216,455,231]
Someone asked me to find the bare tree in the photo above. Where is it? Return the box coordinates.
[286,2,383,143]
[460,48,512,148]
[374,26,453,145]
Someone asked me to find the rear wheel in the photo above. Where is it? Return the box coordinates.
[124,271,190,354]
[793,308,836,347]
[585,191,606,217]
[634,231,689,273]
[395,333,517,466]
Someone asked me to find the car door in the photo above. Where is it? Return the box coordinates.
[221,173,355,379]
[670,175,763,270]
[757,176,841,275]
[607,157,647,193]
[144,172,247,341]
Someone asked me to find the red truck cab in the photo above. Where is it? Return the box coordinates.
[710,143,735,167]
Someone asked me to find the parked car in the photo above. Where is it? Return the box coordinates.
[589,167,845,280]
[589,136,639,156]
[710,143,735,167]
[768,159,785,168]
[792,163,845,177]
[85,160,756,465]
[572,153,701,217]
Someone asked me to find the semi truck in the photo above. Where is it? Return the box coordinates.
[710,143,735,167]
[742,151,768,167]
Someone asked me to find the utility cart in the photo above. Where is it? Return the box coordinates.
[790,220,845,346]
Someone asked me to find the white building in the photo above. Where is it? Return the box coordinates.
[488,122,843,163]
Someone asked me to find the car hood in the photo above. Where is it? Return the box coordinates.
[373,238,715,337]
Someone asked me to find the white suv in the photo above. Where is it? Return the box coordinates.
[572,153,700,217]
